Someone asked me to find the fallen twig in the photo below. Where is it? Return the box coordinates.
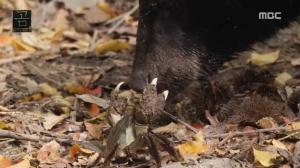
[0,50,57,65]
[162,111,198,133]
[0,129,73,144]
[278,131,300,141]
[107,1,139,34]
[205,126,289,139]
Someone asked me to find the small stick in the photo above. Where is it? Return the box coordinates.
[162,111,198,133]
[205,127,289,139]
[0,129,73,144]
[278,131,300,141]
[218,133,235,146]
[107,2,139,34]
[0,50,56,65]
[0,129,39,142]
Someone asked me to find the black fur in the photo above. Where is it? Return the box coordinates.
[130,0,300,97]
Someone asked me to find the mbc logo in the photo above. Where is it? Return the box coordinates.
[259,12,282,20]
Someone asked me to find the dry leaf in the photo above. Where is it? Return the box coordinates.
[79,147,95,155]
[253,147,279,167]
[0,35,13,45]
[15,0,28,10]
[97,1,117,18]
[177,140,209,156]
[43,113,68,130]
[83,6,111,24]
[69,144,94,159]
[88,104,101,116]
[153,122,184,134]
[276,72,292,85]
[291,58,300,66]
[248,50,280,66]
[177,131,208,156]
[37,141,61,164]
[256,117,278,129]
[0,121,7,129]
[12,39,36,52]
[21,33,50,50]
[96,39,133,54]
[229,149,240,154]
[39,83,60,96]
[42,28,64,42]
[8,155,31,168]
[119,124,135,149]
[60,41,90,50]
[272,140,287,150]
[64,83,85,94]
[69,144,81,158]
[21,93,43,102]
[287,122,300,138]
[285,86,294,98]
[76,94,109,109]
[0,156,12,168]
[84,122,102,139]
[51,9,69,30]
[215,148,227,156]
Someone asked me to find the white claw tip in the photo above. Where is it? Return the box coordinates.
[150,78,158,86]
[162,90,169,100]
[115,82,125,91]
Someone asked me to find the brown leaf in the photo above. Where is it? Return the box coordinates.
[84,122,102,139]
[37,141,61,164]
[51,9,69,30]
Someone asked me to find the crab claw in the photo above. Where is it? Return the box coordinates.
[162,90,169,100]
[114,82,125,92]
[150,78,158,86]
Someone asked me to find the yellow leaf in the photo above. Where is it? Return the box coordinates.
[177,141,208,156]
[253,147,278,167]
[20,93,43,102]
[193,131,205,143]
[12,39,36,52]
[288,122,300,131]
[248,50,280,66]
[41,28,64,42]
[275,72,292,85]
[215,147,226,156]
[63,83,85,94]
[79,147,95,155]
[39,83,59,96]
[272,140,287,150]
[287,122,300,139]
[97,1,117,17]
[21,33,50,50]
[96,39,132,54]
[0,121,7,129]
